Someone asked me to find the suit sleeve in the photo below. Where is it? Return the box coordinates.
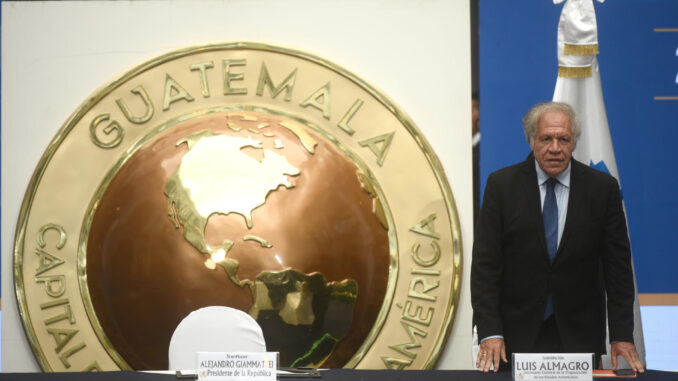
[471,173,504,341]
[601,179,635,343]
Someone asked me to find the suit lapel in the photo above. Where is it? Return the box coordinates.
[520,157,551,265]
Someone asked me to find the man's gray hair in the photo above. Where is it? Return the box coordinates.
[522,102,581,147]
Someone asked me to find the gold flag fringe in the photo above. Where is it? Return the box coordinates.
[558,66,593,78]
[563,43,599,56]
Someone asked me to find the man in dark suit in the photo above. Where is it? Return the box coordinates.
[471,102,644,373]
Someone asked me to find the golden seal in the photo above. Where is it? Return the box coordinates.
[14,42,462,371]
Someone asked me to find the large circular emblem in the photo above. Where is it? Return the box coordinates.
[14,43,461,371]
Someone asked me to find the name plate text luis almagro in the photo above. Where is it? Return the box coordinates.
[198,352,277,381]
[513,353,593,381]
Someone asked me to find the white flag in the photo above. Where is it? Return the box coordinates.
[552,0,645,368]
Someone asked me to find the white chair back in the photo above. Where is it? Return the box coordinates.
[168,306,266,370]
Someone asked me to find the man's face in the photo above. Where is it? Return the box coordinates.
[531,110,574,177]
[472,99,480,135]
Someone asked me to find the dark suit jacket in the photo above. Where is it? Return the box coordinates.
[471,156,635,357]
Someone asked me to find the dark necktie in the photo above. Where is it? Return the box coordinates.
[543,177,558,318]
[543,178,558,262]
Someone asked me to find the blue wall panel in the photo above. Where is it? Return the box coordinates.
[479,0,678,293]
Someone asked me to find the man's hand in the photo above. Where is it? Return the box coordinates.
[610,341,645,373]
[476,337,508,372]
